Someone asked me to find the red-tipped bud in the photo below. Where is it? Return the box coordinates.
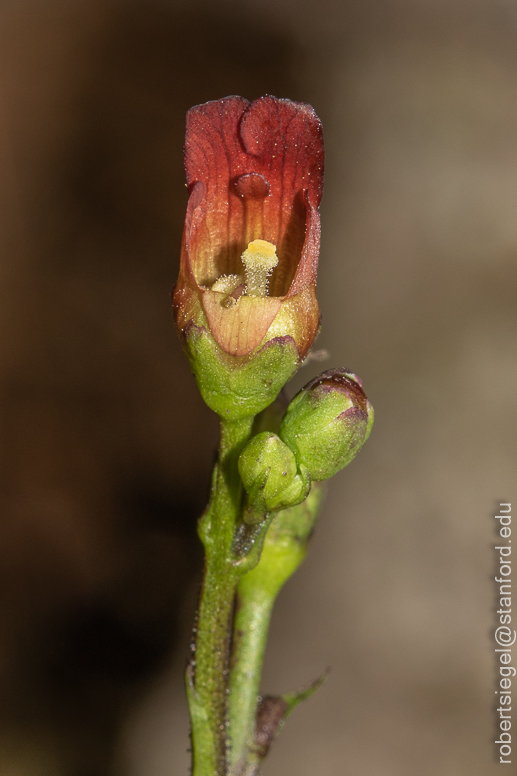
[280,368,374,480]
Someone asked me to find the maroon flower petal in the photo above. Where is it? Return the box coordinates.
[174,96,324,358]
[182,95,324,293]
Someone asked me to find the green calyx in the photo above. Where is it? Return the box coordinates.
[280,368,374,480]
[238,431,311,521]
[184,324,300,421]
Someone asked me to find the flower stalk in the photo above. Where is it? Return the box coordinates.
[190,416,254,775]
[172,95,374,776]
[227,484,324,775]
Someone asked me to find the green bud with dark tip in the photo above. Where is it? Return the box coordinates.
[279,368,374,481]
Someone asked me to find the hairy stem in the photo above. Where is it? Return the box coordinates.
[190,416,255,776]
[227,485,324,774]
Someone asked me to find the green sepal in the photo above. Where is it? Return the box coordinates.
[184,324,299,420]
[266,464,311,511]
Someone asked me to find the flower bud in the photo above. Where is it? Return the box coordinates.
[279,369,374,481]
[238,432,311,522]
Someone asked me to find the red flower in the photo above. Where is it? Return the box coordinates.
[173,95,324,358]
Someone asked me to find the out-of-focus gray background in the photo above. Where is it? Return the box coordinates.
[0,1,515,774]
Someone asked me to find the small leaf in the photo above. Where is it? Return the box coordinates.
[243,669,330,775]
[282,667,330,716]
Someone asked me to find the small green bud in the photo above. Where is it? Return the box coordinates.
[280,368,374,481]
[238,432,311,521]
[239,432,297,502]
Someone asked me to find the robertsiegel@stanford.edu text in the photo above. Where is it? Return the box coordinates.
[495,503,514,764]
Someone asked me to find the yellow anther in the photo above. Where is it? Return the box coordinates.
[240,239,279,297]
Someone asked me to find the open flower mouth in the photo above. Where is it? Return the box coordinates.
[210,238,280,308]
[174,96,324,357]
[194,174,308,300]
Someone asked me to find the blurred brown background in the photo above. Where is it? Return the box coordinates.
[0,0,515,774]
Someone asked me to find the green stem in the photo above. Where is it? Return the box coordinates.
[227,485,324,774]
[190,416,255,776]
[227,582,276,775]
